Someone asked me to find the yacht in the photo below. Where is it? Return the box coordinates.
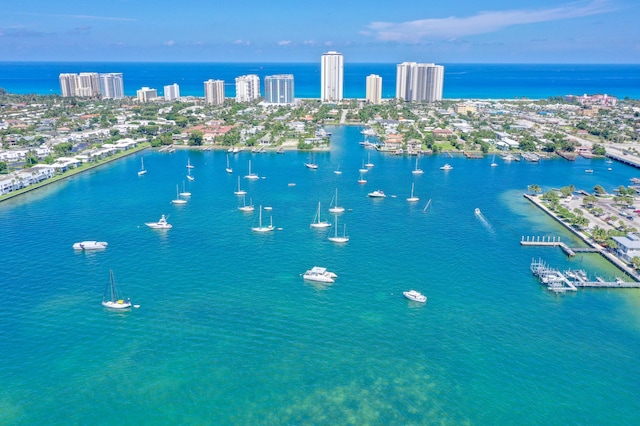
[302,266,337,283]
[145,214,172,229]
[403,290,427,303]
[368,190,386,198]
[440,163,453,170]
[73,241,108,250]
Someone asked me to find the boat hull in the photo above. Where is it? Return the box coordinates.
[73,241,108,250]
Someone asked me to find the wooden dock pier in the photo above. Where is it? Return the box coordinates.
[519,236,600,257]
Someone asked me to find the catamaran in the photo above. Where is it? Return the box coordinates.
[310,201,331,228]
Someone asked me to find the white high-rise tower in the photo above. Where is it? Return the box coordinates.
[321,51,343,103]
[366,74,382,104]
[235,74,261,103]
[396,62,444,102]
[204,79,225,105]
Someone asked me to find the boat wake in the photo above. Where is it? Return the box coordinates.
[475,208,494,234]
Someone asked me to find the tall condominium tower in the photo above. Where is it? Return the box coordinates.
[77,72,101,97]
[59,73,78,97]
[136,87,158,103]
[264,74,294,104]
[204,79,225,105]
[164,83,180,101]
[395,62,444,102]
[235,74,261,103]
[100,73,124,99]
[366,74,382,104]
[321,51,343,102]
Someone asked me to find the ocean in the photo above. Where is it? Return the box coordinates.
[1,126,640,424]
[1,62,640,99]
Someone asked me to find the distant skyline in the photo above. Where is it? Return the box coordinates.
[1,0,638,64]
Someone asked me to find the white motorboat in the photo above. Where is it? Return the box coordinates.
[234,176,247,195]
[137,157,147,176]
[475,208,481,216]
[102,270,132,309]
[403,289,427,303]
[302,266,337,283]
[245,160,259,180]
[172,184,187,204]
[440,163,453,170]
[73,241,108,250]
[328,215,349,243]
[407,183,419,202]
[252,205,274,233]
[310,201,331,228]
[328,188,345,213]
[145,214,172,229]
[368,190,386,198]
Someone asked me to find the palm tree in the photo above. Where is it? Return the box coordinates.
[527,184,542,195]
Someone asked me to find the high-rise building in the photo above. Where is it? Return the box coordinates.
[395,62,444,102]
[77,72,101,97]
[321,51,343,102]
[136,87,158,103]
[235,75,261,103]
[366,74,382,104]
[164,83,180,101]
[59,73,78,97]
[100,73,124,99]
[264,74,294,104]
[204,79,225,105]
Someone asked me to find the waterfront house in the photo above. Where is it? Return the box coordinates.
[611,233,640,263]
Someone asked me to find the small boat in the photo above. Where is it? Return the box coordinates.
[172,184,187,204]
[263,206,273,211]
[412,157,424,175]
[368,190,386,198]
[329,188,345,214]
[234,176,247,196]
[186,158,194,169]
[359,159,368,174]
[145,214,172,229]
[252,205,274,233]
[245,160,259,180]
[364,153,374,168]
[474,208,481,216]
[585,169,594,173]
[305,154,318,169]
[490,155,498,167]
[310,201,331,228]
[238,195,254,212]
[288,183,296,187]
[73,241,108,250]
[102,270,132,309]
[440,163,453,170]
[334,164,342,175]
[403,289,427,303]
[357,172,367,184]
[407,183,419,202]
[225,154,233,174]
[302,266,337,283]
[328,215,349,243]
[137,157,147,176]
[179,181,191,197]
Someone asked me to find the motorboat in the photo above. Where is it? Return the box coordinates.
[145,214,172,229]
[474,208,481,216]
[302,266,337,283]
[368,190,386,198]
[440,164,453,170]
[73,241,108,250]
[403,290,427,303]
[102,270,132,309]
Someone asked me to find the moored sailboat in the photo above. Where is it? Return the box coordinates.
[251,205,274,233]
[137,157,147,176]
[327,215,349,243]
[102,270,133,309]
[310,201,331,228]
[328,188,345,213]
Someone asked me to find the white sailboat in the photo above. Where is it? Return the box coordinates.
[186,158,194,169]
[305,154,318,169]
[328,215,349,243]
[310,201,331,228]
[252,205,274,233]
[225,154,233,174]
[407,182,419,202]
[359,159,368,173]
[491,154,498,167]
[186,167,194,181]
[238,195,254,212]
[365,152,374,168]
[357,171,367,184]
[234,176,247,195]
[179,181,191,197]
[102,270,133,309]
[329,188,345,213]
[245,160,259,180]
[172,184,187,204]
[412,157,424,175]
[334,164,342,175]
[137,157,147,176]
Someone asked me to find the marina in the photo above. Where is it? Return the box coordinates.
[530,258,640,292]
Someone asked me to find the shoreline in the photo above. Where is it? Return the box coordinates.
[523,193,640,281]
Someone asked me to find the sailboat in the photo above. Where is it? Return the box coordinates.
[412,157,424,175]
[179,181,191,197]
[245,160,259,180]
[310,201,331,228]
[357,171,367,184]
[137,157,147,176]
[238,195,254,212]
[234,176,247,195]
[328,215,349,243]
[359,159,368,173]
[225,154,233,174]
[186,158,194,169]
[365,152,374,168]
[172,184,187,204]
[186,167,195,181]
[252,205,274,233]
[305,154,318,169]
[407,182,419,202]
[491,154,498,167]
[334,164,342,175]
[329,188,345,213]
[102,270,132,309]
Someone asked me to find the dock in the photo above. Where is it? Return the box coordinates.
[519,236,599,257]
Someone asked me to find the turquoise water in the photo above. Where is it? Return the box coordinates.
[2,126,640,424]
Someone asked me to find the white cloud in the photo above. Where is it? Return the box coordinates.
[164,40,175,47]
[233,39,251,46]
[365,0,613,43]
[278,40,293,46]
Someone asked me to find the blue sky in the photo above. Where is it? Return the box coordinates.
[1,0,638,63]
